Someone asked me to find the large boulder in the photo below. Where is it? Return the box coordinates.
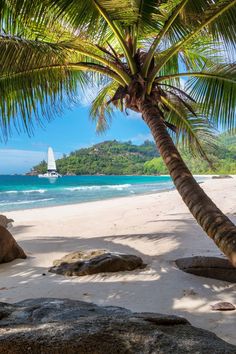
[0,225,26,263]
[175,256,236,283]
[0,298,235,353]
[49,249,145,276]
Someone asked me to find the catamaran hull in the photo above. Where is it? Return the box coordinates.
[38,173,62,178]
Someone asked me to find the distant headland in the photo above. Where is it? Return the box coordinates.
[30,135,236,176]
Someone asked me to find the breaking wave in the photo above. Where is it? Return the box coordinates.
[0,198,54,206]
[0,189,46,194]
[65,184,132,191]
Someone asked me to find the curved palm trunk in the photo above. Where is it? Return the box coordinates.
[140,101,236,266]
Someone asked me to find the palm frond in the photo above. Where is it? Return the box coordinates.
[0,0,138,69]
[143,0,189,77]
[0,67,88,139]
[157,51,181,87]
[0,34,70,73]
[180,37,224,70]
[185,64,236,132]
[0,34,125,138]
[90,81,119,132]
[160,95,216,162]
[0,34,130,85]
[132,0,164,43]
[148,0,236,90]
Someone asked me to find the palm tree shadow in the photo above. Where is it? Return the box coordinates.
[1,220,235,345]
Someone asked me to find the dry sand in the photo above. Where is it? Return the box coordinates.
[1,176,236,345]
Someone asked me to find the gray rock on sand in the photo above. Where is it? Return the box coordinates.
[175,256,236,283]
[0,225,26,263]
[0,298,235,354]
[0,215,14,229]
[49,249,145,276]
[212,175,233,179]
[211,302,236,311]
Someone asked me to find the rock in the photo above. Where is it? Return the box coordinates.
[0,298,235,353]
[0,215,14,229]
[211,302,236,311]
[49,249,145,276]
[0,225,26,263]
[212,175,232,179]
[175,256,236,283]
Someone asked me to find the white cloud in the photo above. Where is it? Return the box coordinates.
[0,149,62,174]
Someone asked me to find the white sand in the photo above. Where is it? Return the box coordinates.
[1,176,236,345]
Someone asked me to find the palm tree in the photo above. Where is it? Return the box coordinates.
[0,0,236,265]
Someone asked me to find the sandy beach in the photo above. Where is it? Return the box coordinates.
[1,176,236,345]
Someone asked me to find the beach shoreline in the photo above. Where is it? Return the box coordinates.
[1,176,236,345]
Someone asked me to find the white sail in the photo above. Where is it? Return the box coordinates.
[47,147,56,171]
[38,147,61,178]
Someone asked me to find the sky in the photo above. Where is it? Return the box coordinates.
[0,102,154,174]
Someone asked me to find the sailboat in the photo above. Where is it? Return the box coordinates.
[38,147,62,178]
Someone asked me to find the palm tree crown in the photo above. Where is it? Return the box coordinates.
[0,0,235,143]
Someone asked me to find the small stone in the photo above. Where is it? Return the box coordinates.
[42,273,46,276]
[212,175,232,179]
[211,302,236,311]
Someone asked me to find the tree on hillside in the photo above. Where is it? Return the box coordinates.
[0,0,236,265]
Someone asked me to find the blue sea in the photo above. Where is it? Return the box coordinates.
[0,175,206,212]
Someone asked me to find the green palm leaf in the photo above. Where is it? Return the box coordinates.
[186,65,236,132]
[148,0,236,90]
[90,81,119,132]
[0,67,87,138]
[161,95,216,161]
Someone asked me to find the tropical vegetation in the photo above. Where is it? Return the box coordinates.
[34,140,159,175]
[0,0,236,265]
[145,133,236,175]
[33,135,236,175]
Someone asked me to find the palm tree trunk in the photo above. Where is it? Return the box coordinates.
[140,100,236,266]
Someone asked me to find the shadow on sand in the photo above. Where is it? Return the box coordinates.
[0,213,236,345]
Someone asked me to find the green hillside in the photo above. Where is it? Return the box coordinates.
[33,135,236,175]
[34,140,159,175]
[144,134,236,175]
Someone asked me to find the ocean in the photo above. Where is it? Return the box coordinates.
[0,175,205,212]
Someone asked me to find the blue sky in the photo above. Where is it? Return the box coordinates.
[0,103,153,174]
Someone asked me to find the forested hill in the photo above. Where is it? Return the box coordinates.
[33,140,159,175]
[33,135,236,175]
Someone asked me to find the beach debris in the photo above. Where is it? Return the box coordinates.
[175,256,236,283]
[0,215,14,229]
[0,298,235,353]
[0,225,26,264]
[211,302,235,311]
[49,249,145,276]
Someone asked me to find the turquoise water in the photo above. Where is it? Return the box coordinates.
[0,175,177,211]
[0,175,207,212]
